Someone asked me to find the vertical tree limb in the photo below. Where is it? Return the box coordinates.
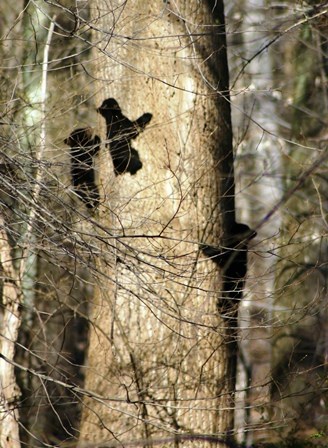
[0,218,21,448]
[0,17,55,448]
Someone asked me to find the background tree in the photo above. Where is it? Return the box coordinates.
[228,1,328,445]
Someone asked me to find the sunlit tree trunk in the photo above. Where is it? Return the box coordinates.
[228,0,282,444]
[0,3,54,446]
[79,1,237,445]
[0,220,21,447]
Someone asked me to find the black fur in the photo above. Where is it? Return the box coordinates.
[201,223,256,312]
[64,128,101,209]
[97,98,152,175]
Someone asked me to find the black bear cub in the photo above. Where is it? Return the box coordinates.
[64,128,101,209]
[97,98,152,175]
[201,222,256,312]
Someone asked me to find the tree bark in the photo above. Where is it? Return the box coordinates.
[0,219,21,448]
[228,1,282,443]
[79,1,236,445]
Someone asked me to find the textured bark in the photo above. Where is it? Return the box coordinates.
[79,1,235,445]
[0,219,21,448]
[228,0,282,443]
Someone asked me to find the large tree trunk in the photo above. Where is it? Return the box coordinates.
[79,1,236,445]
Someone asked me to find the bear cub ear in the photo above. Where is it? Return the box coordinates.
[64,128,100,150]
